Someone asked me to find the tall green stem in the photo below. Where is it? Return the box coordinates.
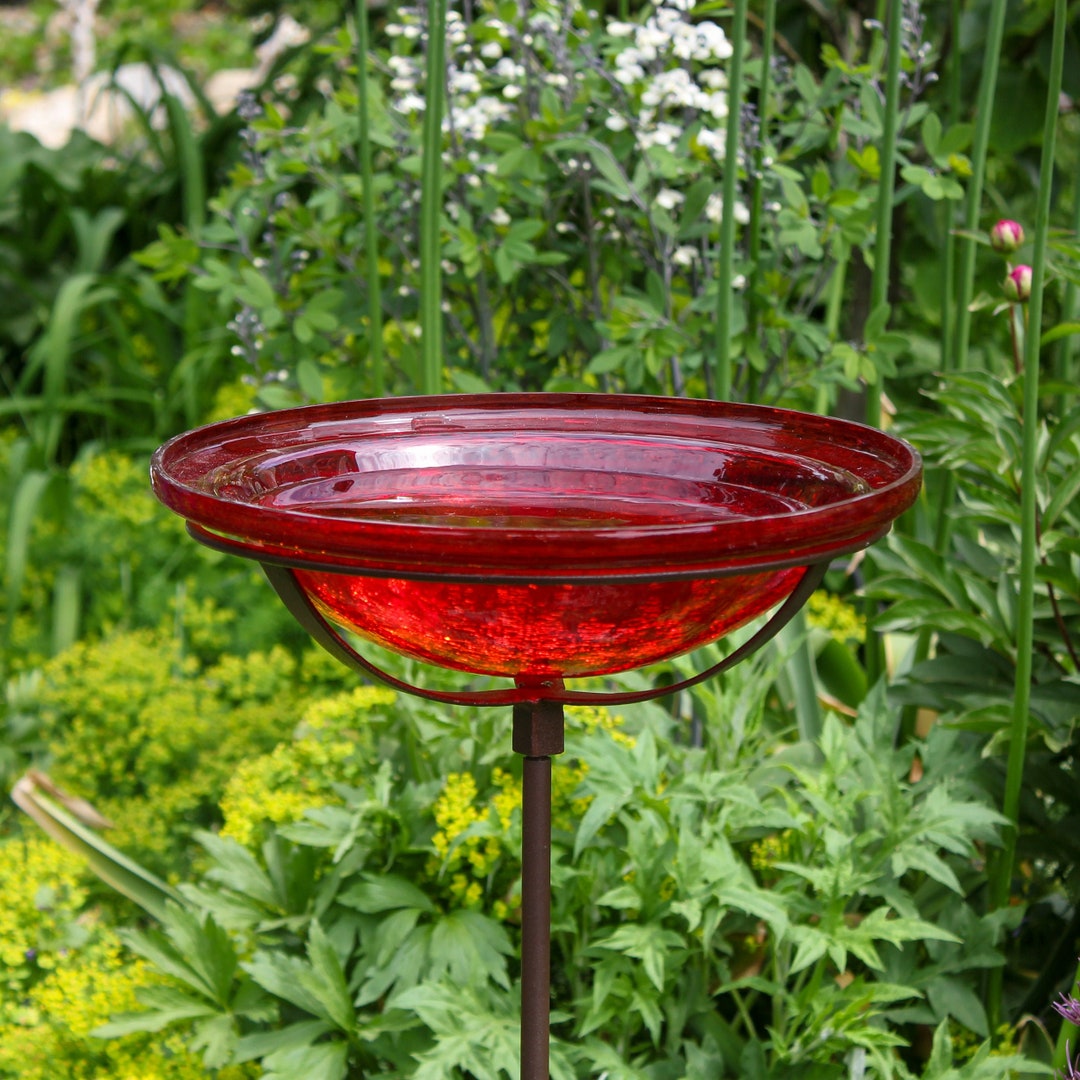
[419,0,448,395]
[745,0,776,406]
[865,0,902,431]
[1055,958,1080,1072]
[1054,177,1080,387]
[356,0,385,397]
[714,0,747,402]
[934,0,1009,553]
[986,0,1065,1031]
[863,0,903,686]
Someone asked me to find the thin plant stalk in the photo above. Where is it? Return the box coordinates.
[902,0,964,738]
[419,0,449,395]
[986,0,1065,1031]
[1055,957,1080,1072]
[356,0,385,397]
[743,0,820,737]
[744,0,776,406]
[934,0,1009,552]
[865,0,902,430]
[863,0,903,685]
[714,0,748,402]
[1053,174,1080,387]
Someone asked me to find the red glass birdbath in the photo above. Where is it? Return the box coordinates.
[151,393,921,1078]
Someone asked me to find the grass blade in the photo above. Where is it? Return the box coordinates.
[12,773,185,920]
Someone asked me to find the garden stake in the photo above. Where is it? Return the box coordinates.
[514,699,565,1080]
[986,0,1066,1033]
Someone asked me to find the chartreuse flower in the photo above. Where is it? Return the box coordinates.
[220,686,391,848]
[0,836,253,1079]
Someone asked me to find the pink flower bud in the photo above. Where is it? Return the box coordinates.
[1003,264,1032,303]
[990,219,1025,254]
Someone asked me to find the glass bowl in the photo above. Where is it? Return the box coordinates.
[151,394,921,679]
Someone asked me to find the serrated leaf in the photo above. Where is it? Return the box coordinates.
[305,921,355,1034]
[244,952,331,1021]
[92,984,218,1037]
[263,1040,349,1080]
[429,909,513,989]
[233,1020,336,1064]
[161,904,237,1007]
[338,873,436,914]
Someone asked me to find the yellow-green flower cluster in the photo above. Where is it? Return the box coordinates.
[566,704,636,749]
[0,834,250,1078]
[206,378,259,423]
[431,770,518,910]
[749,830,794,875]
[0,836,88,988]
[219,686,392,848]
[31,627,308,870]
[0,931,255,1080]
[805,590,866,644]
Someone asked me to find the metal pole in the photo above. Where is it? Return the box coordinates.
[513,699,564,1080]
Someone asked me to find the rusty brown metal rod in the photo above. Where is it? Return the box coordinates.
[513,699,565,1080]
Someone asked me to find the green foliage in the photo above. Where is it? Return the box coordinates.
[18,626,327,871]
[130,0,971,409]
[67,659,1026,1077]
[873,370,1080,750]
[0,831,253,1079]
[3,0,1079,1070]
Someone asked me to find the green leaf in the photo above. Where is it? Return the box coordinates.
[237,266,277,308]
[244,952,333,1022]
[429,909,513,989]
[195,831,279,908]
[585,346,633,376]
[1040,320,1080,346]
[864,301,891,342]
[339,873,436,914]
[92,985,218,1037]
[161,904,238,1006]
[927,975,988,1036]
[262,1041,349,1080]
[233,1020,335,1064]
[922,111,942,157]
[1043,459,1080,531]
[305,920,356,1034]
[593,923,684,992]
[296,358,324,401]
[586,144,634,201]
[12,778,183,920]
[190,1013,237,1069]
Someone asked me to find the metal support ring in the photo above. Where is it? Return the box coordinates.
[260,560,829,707]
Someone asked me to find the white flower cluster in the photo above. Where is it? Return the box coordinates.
[383,4,515,141]
[605,0,732,158]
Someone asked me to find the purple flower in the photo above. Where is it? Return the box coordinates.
[990,219,1025,254]
[1003,264,1033,303]
[1055,992,1080,1026]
